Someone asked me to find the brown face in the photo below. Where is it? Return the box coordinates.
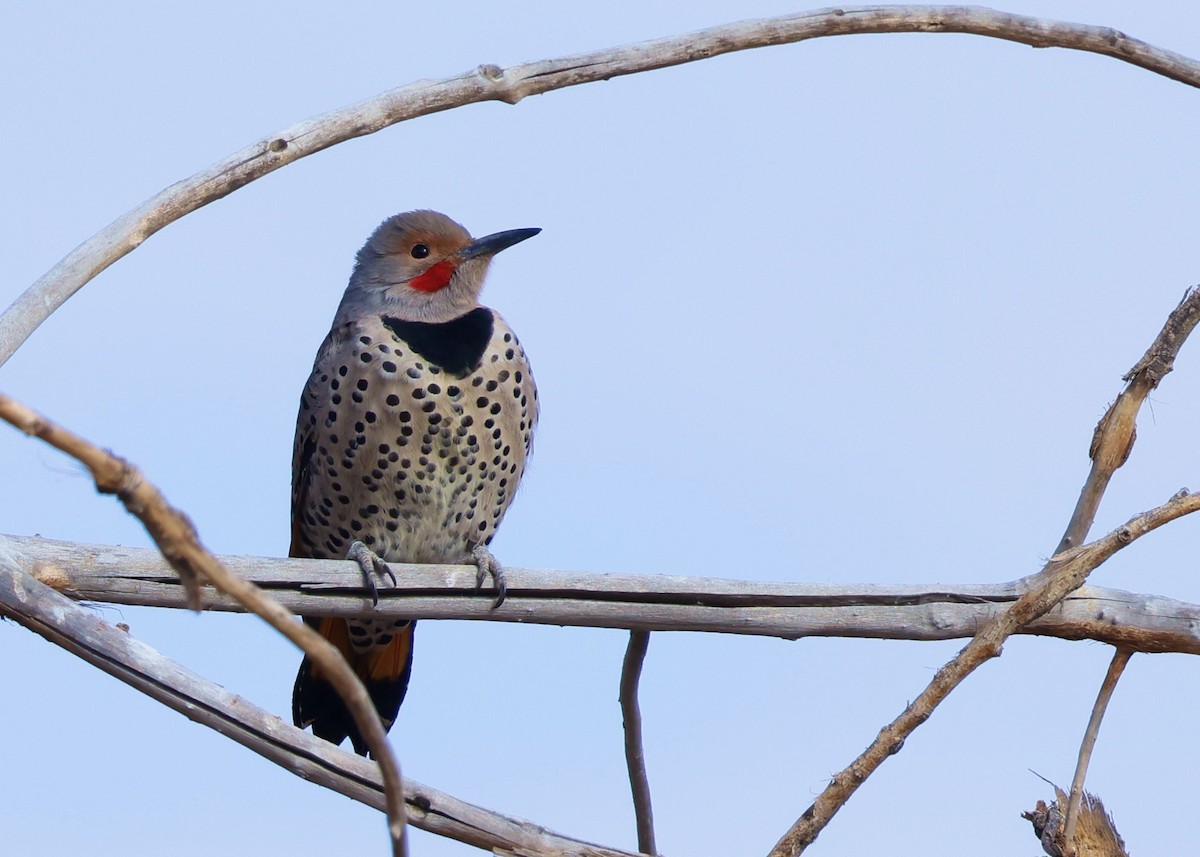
[376,211,473,294]
[342,211,538,327]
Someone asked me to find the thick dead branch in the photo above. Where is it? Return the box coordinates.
[4,8,1200,364]
[620,631,656,855]
[0,557,639,857]
[0,394,409,856]
[1062,649,1134,855]
[1056,286,1200,552]
[767,489,1200,857]
[9,534,1200,655]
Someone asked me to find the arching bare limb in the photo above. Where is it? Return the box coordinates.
[4,7,1200,365]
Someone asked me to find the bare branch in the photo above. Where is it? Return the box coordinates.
[620,631,657,855]
[1056,286,1200,553]
[0,557,639,857]
[766,280,1200,854]
[1061,648,1135,855]
[767,489,1200,857]
[0,394,409,856]
[4,8,1200,365]
[10,534,1200,655]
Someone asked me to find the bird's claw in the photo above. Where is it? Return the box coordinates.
[471,544,506,609]
[347,540,396,607]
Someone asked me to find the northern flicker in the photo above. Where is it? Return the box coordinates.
[290,210,539,755]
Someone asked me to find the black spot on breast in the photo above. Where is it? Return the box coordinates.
[381,308,494,377]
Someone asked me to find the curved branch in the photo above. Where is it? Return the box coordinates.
[0,557,638,857]
[0,394,409,857]
[1061,648,1134,855]
[4,6,1200,364]
[767,489,1200,857]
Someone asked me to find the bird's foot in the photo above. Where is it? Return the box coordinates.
[471,544,506,609]
[347,540,396,607]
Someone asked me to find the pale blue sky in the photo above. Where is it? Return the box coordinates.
[4,2,1200,855]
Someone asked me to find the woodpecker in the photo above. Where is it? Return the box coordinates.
[290,210,539,754]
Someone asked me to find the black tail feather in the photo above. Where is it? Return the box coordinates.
[292,621,415,757]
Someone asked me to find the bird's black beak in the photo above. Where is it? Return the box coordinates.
[459,227,541,261]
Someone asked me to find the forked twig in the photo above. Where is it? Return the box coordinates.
[768,286,1200,855]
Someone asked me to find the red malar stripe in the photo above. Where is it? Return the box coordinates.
[409,260,456,293]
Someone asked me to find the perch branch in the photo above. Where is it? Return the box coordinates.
[8,533,1200,654]
[1061,647,1134,855]
[0,558,638,857]
[620,631,657,855]
[5,7,1200,364]
[1056,286,1200,552]
[767,489,1200,857]
[0,394,409,857]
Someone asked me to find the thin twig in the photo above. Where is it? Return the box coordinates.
[1055,286,1200,553]
[620,631,657,855]
[0,393,409,857]
[5,9,1200,364]
[9,533,1200,655]
[767,488,1200,857]
[1061,648,1134,855]
[0,557,639,857]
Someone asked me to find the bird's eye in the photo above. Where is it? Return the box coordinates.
[411,243,430,259]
